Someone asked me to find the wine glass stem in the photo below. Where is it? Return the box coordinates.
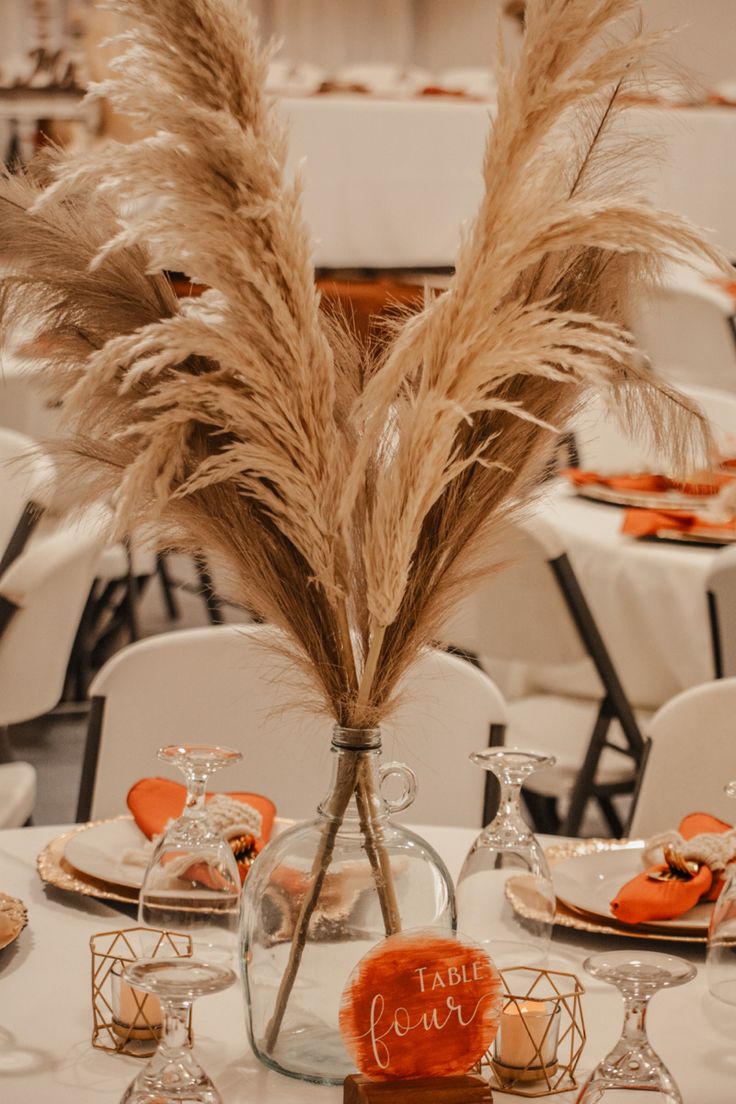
[497,780,523,825]
[159,998,192,1054]
[620,993,651,1048]
[184,771,208,819]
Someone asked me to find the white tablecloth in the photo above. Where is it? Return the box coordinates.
[0,357,60,438]
[282,98,736,267]
[535,484,717,710]
[2,823,735,1103]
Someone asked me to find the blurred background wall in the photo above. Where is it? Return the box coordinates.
[1,0,736,156]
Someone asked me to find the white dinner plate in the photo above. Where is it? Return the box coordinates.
[551,843,712,932]
[574,483,713,511]
[64,818,150,890]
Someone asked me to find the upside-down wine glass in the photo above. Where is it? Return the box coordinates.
[138,745,242,950]
[456,748,556,967]
[576,951,696,1103]
[119,957,235,1104]
[706,780,736,1004]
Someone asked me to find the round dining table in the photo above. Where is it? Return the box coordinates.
[532,482,719,711]
[1,821,734,1103]
[280,97,736,268]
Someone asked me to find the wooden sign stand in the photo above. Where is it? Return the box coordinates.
[344,1073,493,1103]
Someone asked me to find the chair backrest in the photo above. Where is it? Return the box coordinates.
[81,624,508,828]
[0,427,54,571]
[0,520,103,725]
[629,273,736,394]
[570,382,736,473]
[628,679,736,837]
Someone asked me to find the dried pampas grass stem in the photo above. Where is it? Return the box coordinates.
[1,0,732,1058]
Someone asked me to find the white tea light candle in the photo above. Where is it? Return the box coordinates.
[494,999,559,1078]
[112,975,163,1041]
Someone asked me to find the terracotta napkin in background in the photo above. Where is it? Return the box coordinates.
[621,508,736,540]
[127,777,276,843]
[610,813,731,925]
[563,468,733,496]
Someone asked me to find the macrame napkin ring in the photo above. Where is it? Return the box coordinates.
[643,828,736,872]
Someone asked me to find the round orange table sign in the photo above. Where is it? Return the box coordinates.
[339,928,501,1080]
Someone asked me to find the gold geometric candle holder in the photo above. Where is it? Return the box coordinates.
[90,927,193,1057]
[482,967,586,1097]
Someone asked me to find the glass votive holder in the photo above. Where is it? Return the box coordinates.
[90,926,193,1057]
[484,966,586,1097]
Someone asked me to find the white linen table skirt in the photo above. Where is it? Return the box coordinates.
[281,98,736,268]
[1,822,735,1102]
[526,483,718,710]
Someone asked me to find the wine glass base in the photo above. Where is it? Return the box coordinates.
[577,1089,682,1103]
[709,976,736,1005]
[121,1069,223,1104]
[576,1047,683,1102]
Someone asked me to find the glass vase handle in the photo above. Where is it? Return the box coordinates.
[378,761,417,814]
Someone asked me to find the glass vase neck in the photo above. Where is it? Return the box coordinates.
[319,727,383,824]
[331,726,381,751]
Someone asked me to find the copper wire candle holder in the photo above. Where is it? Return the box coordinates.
[90,927,193,1057]
[482,967,586,1097]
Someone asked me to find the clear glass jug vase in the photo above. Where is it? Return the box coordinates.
[239,726,456,1085]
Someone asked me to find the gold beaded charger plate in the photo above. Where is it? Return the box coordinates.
[37,818,140,905]
[651,527,736,547]
[0,893,28,950]
[546,838,708,943]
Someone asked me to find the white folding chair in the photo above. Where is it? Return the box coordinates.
[706,545,736,679]
[0,762,36,829]
[629,264,736,394]
[78,624,508,828]
[570,382,736,473]
[0,518,104,826]
[0,426,55,574]
[441,518,646,836]
[0,520,104,725]
[628,679,736,838]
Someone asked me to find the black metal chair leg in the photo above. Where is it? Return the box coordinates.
[194,556,225,625]
[0,726,14,763]
[597,794,624,838]
[64,585,97,703]
[122,545,141,642]
[522,791,561,834]
[562,700,615,837]
[156,554,181,621]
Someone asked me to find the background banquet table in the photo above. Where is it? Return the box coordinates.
[530,483,718,710]
[281,97,736,268]
[2,823,736,1103]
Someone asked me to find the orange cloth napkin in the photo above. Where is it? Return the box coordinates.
[127,777,276,842]
[621,508,736,540]
[563,468,732,496]
[706,276,736,305]
[610,813,731,925]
